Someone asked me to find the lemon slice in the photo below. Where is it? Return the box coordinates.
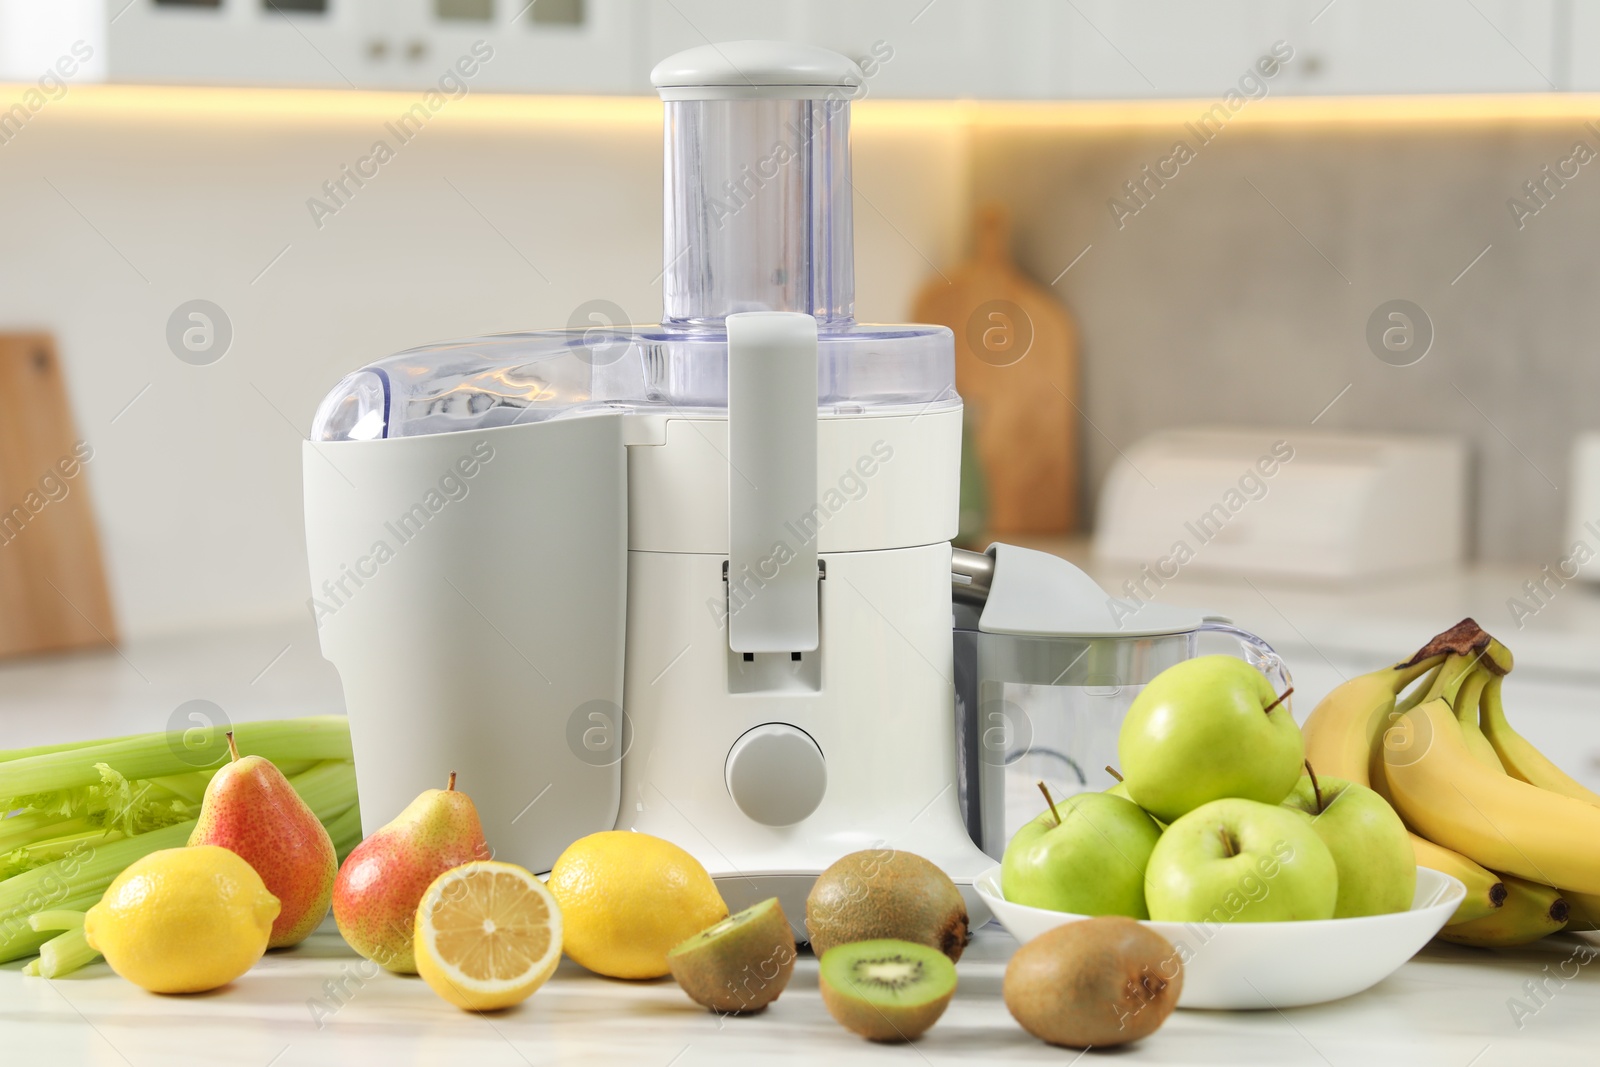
[413,861,563,1011]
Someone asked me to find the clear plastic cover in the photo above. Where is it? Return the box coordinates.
[310,47,955,444]
[311,324,956,442]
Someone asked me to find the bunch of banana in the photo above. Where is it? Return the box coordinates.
[1436,877,1569,948]
[1370,619,1600,947]
[1302,620,1506,924]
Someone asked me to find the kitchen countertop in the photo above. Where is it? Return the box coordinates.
[2,921,1597,1065]
[1018,538,1600,684]
[5,573,1600,1064]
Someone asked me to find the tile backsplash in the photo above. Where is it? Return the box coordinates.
[972,117,1600,565]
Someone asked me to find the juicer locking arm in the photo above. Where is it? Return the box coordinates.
[951,547,994,608]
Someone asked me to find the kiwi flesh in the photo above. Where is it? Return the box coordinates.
[666,897,796,1013]
[819,939,956,1042]
[806,850,970,962]
[1004,916,1183,1048]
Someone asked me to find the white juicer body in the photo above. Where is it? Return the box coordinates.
[619,405,992,924]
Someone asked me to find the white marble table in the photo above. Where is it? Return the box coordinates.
[4,608,1600,1064]
[2,922,1597,1066]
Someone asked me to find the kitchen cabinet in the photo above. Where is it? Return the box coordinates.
[106,0,643,92]
[1038,1,1561,99]
[74,0,1600,98]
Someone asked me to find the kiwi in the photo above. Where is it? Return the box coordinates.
[806,850,970,962]
[1004,916,1183,1048]
[666,897,796,1013]
[818,939,956,1042]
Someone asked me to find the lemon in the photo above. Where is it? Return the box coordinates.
[548,831,727,979]
[414,861,563,1011]
[83,845,279,994]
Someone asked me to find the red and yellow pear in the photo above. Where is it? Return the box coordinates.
[188,732,338,949]
[332,771,490,974]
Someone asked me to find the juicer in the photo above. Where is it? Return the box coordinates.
[303,41,994,922]
[301,41,1284,927]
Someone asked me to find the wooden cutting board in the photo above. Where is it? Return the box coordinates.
[0,334,117,658]
[913,204,1079,535]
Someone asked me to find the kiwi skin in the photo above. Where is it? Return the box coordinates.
[667,898,797,1014]
[806,850,971,962]
[818,939,956,1043]
[1004,916,1183,1048]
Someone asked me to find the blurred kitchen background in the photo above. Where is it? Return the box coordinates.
[6,0,1600,779]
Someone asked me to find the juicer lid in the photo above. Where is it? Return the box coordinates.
[651,40,864,100]
[977,543,1206,639]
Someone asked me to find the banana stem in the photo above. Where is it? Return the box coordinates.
[1396,661,1446,715]
[1426,655,1477,704]
[1454,668,1491,726]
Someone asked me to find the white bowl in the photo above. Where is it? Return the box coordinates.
[976,865,1464,1010]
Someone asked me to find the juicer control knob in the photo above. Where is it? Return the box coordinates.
[724,724,826,827]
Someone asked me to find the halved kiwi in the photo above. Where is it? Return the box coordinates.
[666,897,796,1013]
[818,939,957,1042]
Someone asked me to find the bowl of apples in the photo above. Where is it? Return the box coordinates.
[978,655,1466,1010]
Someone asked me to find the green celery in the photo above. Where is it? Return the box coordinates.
[0,717,351,799]
[28,909,85,932]
[1,891,117,964]
[325,804,364,863]
[0,815,93,854]
[0,732,143,764]
[37,926,99,978]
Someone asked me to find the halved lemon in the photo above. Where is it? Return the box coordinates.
[413,861,563,1011]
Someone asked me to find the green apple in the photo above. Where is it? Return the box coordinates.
[1281,774,1415,917]
[1106,781,1132,801]
[1002,792,1163,918]
[1118,655,1304,822]
[1144,797,1338,923]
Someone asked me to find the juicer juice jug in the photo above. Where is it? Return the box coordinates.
[303,41,993,925]
[949,545,1289,859]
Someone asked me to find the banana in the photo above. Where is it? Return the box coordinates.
[1560,886,1600,932]
[1383,697,1600,893]
[1480,674,1600,808]
[1302,653,1445,786]
[1411,834,1507,925]
[1370,653,1476,804]
[1437,876,1568,947]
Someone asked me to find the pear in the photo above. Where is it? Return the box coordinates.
[188,732,338,949]
[332,772,490,973]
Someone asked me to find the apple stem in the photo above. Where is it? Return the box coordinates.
[1037,781,1062,827]
[1305,759,1324,815]
[1263,686,1295,716]
[225,731,240,763]
[1104,765,1124,783]
[447,771,457,792]
[1217,827,1238,858]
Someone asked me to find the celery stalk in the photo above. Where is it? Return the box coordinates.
[325,804,364,863]
[0,717,351,799]
[21,958,39,976]
[0,815,93,854]
[28,909,85,932]
[0,732,144,764]
[38,927,99,978]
